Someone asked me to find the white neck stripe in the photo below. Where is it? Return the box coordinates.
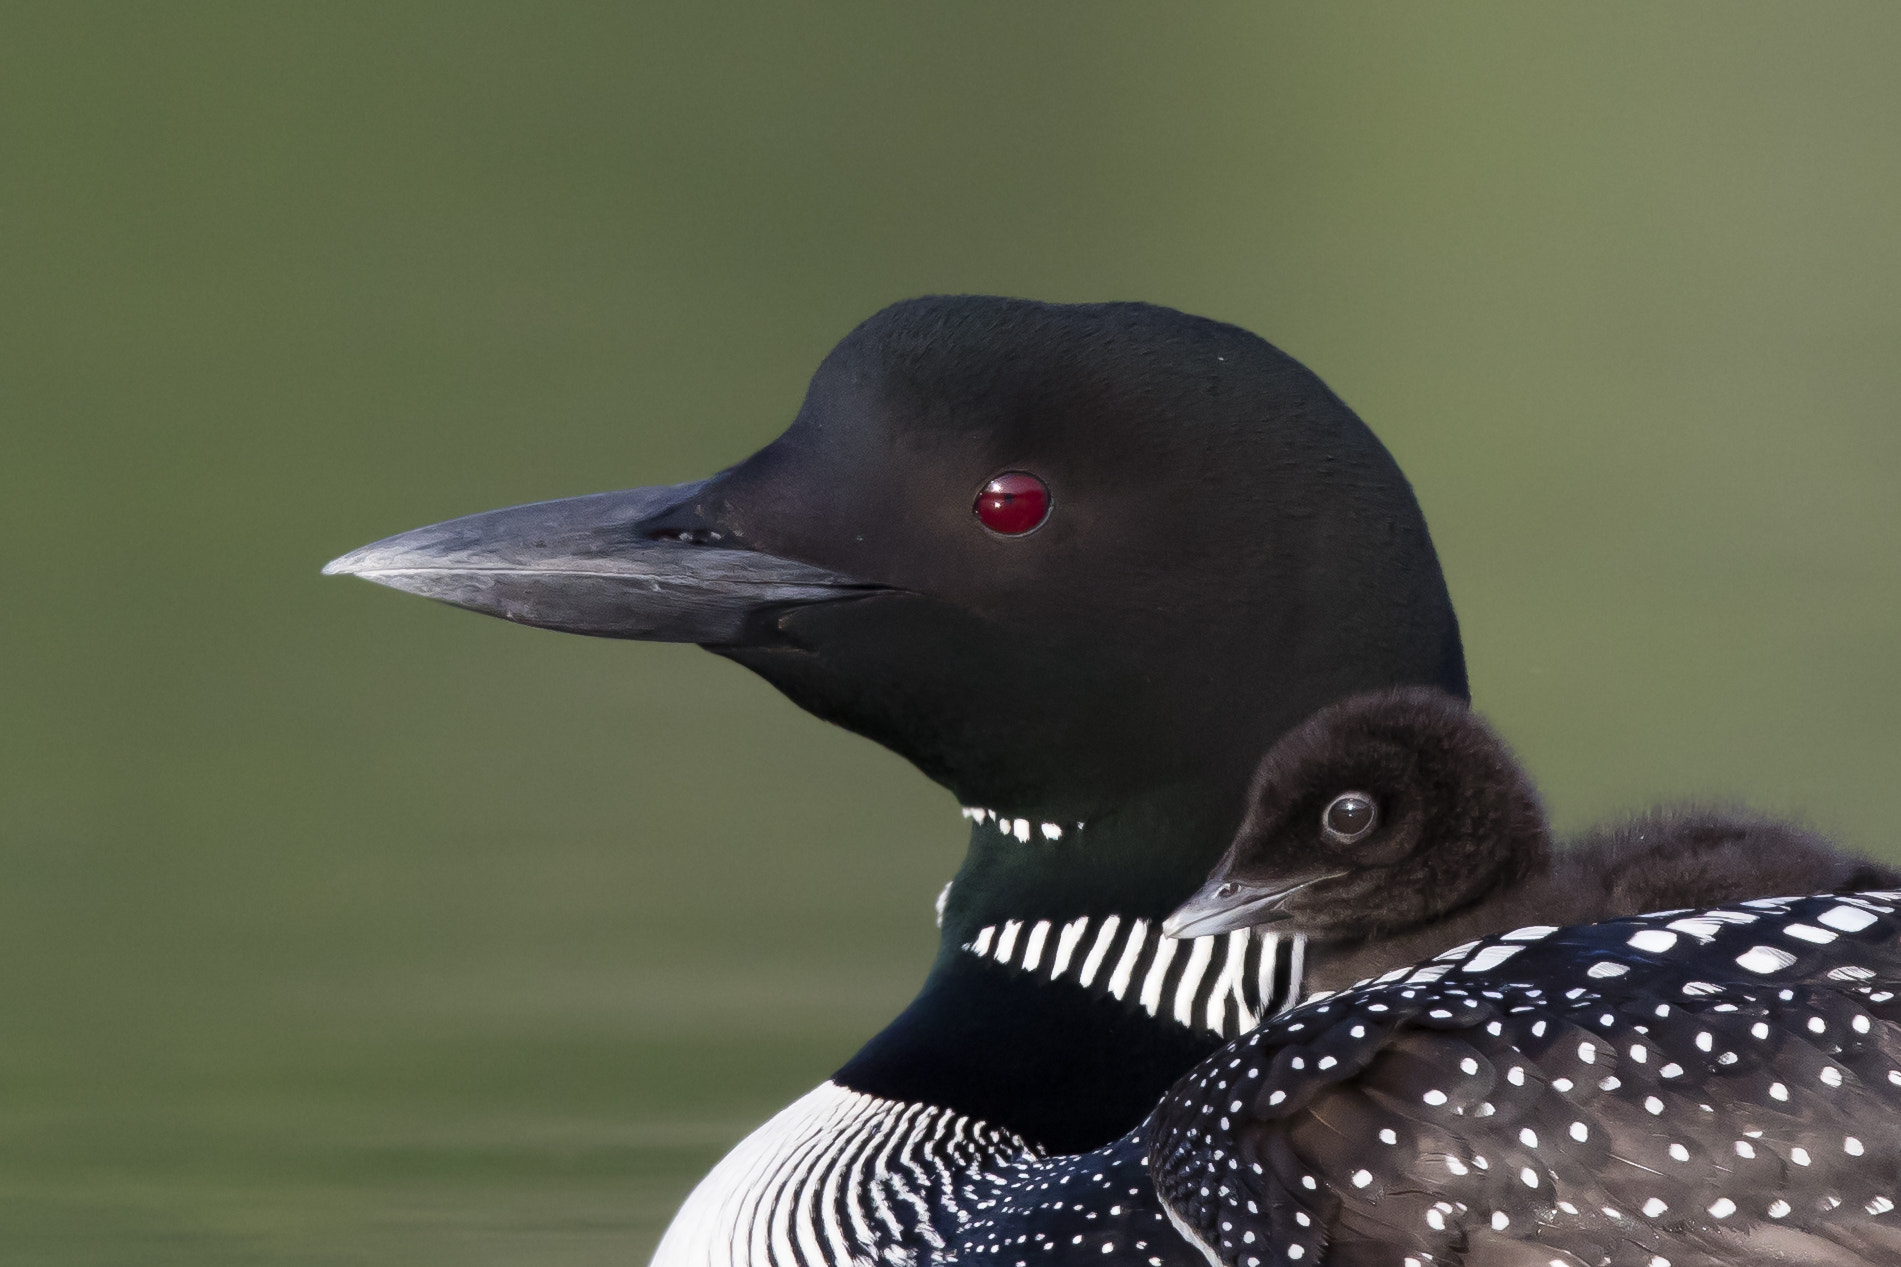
[961,913,1306,1038]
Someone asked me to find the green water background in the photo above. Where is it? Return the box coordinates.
[3,4,1898,1261]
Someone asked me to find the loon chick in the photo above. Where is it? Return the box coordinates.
[1166,687,1898,994]
[1148,892,1901,1267]
[325,296,1466,1267]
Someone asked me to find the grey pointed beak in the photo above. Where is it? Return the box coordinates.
[1161,871,1344,940]
[323,479,891,645]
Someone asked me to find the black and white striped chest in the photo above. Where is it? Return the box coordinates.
[650,909,1309,1267]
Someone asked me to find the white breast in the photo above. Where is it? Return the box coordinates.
[650,1082,1035,1267]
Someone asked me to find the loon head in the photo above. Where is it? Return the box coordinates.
[1166,686,1550,945]
[327,295,1470,1152]
[327,296,1465,922]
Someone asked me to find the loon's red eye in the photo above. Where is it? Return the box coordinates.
[974,472,1050,535]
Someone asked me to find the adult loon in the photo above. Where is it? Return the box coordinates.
[325,296,1467,1266]
[1166,688,1899,992]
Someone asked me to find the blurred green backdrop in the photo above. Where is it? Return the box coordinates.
[3,4,1898,1262]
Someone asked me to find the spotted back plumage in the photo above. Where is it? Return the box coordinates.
[1147,892,1901,1267]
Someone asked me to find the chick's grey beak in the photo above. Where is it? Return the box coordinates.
[1161,871,1342,940]
[322,479,889,646]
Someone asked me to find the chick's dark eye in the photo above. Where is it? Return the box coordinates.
[1322,792,1377,844]
[974,472,1050,535]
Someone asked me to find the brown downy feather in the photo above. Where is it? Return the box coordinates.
[1190,687,1900,992]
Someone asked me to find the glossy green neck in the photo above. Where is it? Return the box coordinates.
[936,783,1242,948]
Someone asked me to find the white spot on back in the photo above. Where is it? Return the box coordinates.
[1461,944,1524,973]
[1735,945,1797,974]
[1819,904,1878,932]
[1627,929,1678,953]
